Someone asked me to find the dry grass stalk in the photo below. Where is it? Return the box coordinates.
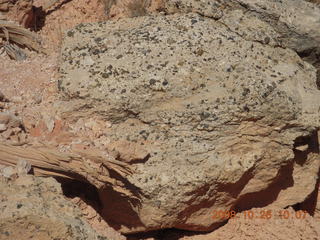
[104,0,116,17]
[0,143,138,199]
[0,20,46,60]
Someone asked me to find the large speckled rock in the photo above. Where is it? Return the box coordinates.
[164,0,320,52]
[0,176,107,240]
[164,0,320,86]
[58,13,320,233]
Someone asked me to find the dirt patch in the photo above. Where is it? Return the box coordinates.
[179,207,320,240]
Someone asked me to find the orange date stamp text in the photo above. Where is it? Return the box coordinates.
[211,209,308,220]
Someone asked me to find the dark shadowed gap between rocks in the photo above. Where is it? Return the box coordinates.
[98,169,145,232]
[292,130,320,215]
[25,0,74,31]
[55,177,102,212]
[234,130,320,214]
[234,161,294,211]
[29,6,46,31]
[297,48,320,90]
[52,170,145,236]
[126,228,219,240]
[53,176,203,240]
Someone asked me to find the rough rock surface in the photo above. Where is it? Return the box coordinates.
[106,0,320,53]
[58,12,320,233]
[164,0,320,52]
[164,0,320,89]
[0,175,107,240]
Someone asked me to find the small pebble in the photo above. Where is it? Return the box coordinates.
[1,166,16,178]
[0,112,11,124]
[16,159,31,176]
[34,94,42,104]
[0,123,7,132]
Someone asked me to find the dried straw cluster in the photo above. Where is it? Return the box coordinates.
[0,20,45,60]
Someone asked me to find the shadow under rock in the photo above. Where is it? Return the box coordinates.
[235,130,320,213]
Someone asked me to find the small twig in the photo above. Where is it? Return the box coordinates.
[1,26,9,42]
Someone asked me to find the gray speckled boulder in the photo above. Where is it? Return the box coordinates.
[58,13,320,233]
[164,0,320,86]
[164,0,320,52]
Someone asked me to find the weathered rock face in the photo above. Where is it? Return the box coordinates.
[164,0,320,52]
[58,12,320,233]
[102,0,320,91]
[164,0,320,89]
[0,176,107,240]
